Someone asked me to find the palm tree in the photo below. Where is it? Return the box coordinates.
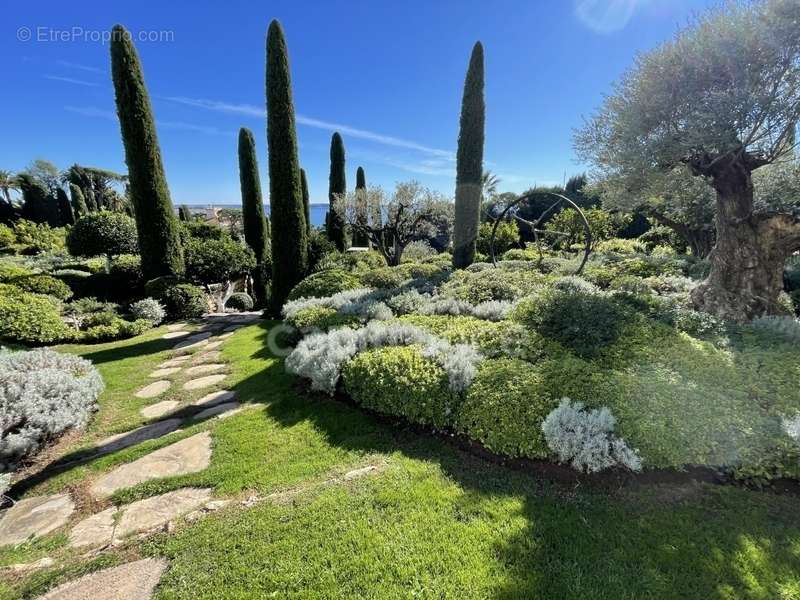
[481,170,500,200]
[0,170,19,206]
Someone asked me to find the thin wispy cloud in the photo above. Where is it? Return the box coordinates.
[65,106,115,120]
[65,105,233,137]
[56,60,105,74]
[161,96,455,159]
[45,75,100,87]
[574,0,643,34]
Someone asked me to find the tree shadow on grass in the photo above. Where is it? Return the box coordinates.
[232,321,800,599]
[71,336,175,365]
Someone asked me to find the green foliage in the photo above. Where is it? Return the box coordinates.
[239,127,270,307]
[288,269,362,301]
[0,291,72,344]
[476,220,518,257]
[0,262,33,282]
[69,183,88,217]
[10,274,72,300]
[143,275,179,300]
[67,211,138,258]
[11,220,66,255]
[300,168,311,236]
[458,358,561,458]
[226,292,254,312]
[162,283,207,319]
[178,204,191,222]
[440,266,544,303]
[453,42,485,269]
[342,345,458,429]
[266,19,308,313]
[286,306,359,332]
[110,24,184,280]
[545,207,625,250]
[0,224,15,251]
[595,237,646,255]
[184,237,256,285]
[327,132,347,251]
[80,316,151,342]
[360,267,404,289]
[181,221,227,242]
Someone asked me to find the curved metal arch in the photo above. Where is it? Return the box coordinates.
[489,191,592,275]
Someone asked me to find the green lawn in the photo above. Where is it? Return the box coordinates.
[3,322,800,599]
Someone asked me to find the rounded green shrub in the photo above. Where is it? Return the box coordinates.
[79,317,152,343]
[342,346,458,429]
[226,292,254,312]
[288,269,362,301]
[476,220,519,256]
[457,358,561,458]
[0,263,33,282]
[286,306,359,332]
[144,275,180,300]
[0,292,72,345]
[52,269,92,296]
[360,267,404,289]
[162,284,207,319]
[440,266,544,303]
[66,211,139,258]
[10,274,72,300]
[184,237,255,285]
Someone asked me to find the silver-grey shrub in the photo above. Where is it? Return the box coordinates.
[0,348,104,469]
[286,321,483,395]
[130,297,166,324]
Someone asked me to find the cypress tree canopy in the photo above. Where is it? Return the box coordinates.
[327,132,347,251]
[239,127,270,307]
[69,183,89,217]
[266,19,308,312]
[452,41,485,269]
[56,187,75,226]
[300,168,311,236]
[110,23,184,280]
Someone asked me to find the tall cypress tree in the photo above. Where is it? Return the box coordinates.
[178,204,191,221]
[300,168,311,236]
[238,127,270,307]
[452,42,485,269]
[56,187,75,226]
[110,24,184,281]
[69,183,88,217]
[354,166,368,247]
[327,132,347,251]
[266,19,307,313]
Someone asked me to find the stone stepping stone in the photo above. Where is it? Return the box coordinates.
[185,363,225,377]
[183,374,227,391]
[148,366,181,378]
[134,380,171,399]
[172,338,208,353]
[116,488,211,538]
[217,331,235,340]
[161,330,189,340]
[167,322,188,331]
[0,493,75,546]
[192,351,222,364]
[36,557,168,600]
[158,355,191,369]
[193,401,241,421]
[90,432,212,498]
[187,331,213,342]
[68,507,116,549]
[193,390,236,408]
[94,419,181,456]
[140,400,180,419]
[204,340,223,351]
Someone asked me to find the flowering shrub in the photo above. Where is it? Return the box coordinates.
[541,399,641,473]
[0,348,103,469]
[285,321,483,394]
[130,297,166,324]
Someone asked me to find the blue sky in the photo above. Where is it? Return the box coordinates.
[2,0,714,205]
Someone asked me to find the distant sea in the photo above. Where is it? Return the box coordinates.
[188,203,328,227]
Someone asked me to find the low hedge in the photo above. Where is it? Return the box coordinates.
[10,274,73,300]
[288,269,362,301]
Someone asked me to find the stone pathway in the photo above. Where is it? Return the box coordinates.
[93,419,182,457]
[0,494,75,546]
[193,402,241,421]
[35,558,168,600]
[183,374,227,391]
[134,380,171,399]
[161,330,189,340]
[185,363,225,376]
[148,366,182,378]
[140,400,180,419]
[194,390,236,407]
[90,432,212,498]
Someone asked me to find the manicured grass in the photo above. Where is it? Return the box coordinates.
[3,321,800,599]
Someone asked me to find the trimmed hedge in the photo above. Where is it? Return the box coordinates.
[288,269,362,301]
[10,274,73,300]
[226,292,254,312]
[162,283,207,319]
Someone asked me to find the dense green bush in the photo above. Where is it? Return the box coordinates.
[10,274,72,300]
[226,292,254,312]
[67,212,139,259]
[184,237,256,285]
[162,283,207,319]
[440,266,544,303]
[342,346,458,429]
[0,262,33,282]
[11,220,66,255]
[80,317,151,342]
[285,306,359,332]
[288,269,362,301]
[595,238,646,255]
[360,267,404,289]
[144,275,180,300]
[52,269,92,296]
[476,221,519,257]
[457,358,561,458]
[180,221,227,242]
[0,292,72,344]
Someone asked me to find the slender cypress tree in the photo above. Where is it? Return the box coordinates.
[300,168,311,236]
[452,42,485,269]
[327,132,347,251]
[56,187,75,226]
[69,183,88,217]
[238,127,270,307]
[110,24,184,281]
[266,20,307,313]
[354,166,368,247]
[84,188,98,212]
[178,204,191,221]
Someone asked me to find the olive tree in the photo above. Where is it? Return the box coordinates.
[575,0,800,321]
[333,181,449,266]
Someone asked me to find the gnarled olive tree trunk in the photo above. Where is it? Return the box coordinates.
[690,159,800,322]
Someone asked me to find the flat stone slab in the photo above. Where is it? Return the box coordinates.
[148,367,181,378]
[193,401,240,421]
[0,493,75,546]
[68,507,117,549]
[192,351,222,364]
[134,380,171,399]
[167,323,188,331]
[183,374,227,391]
[140,400,180,419]
[116,488,211,538]
[36,557,168,600]
[173,338,208,353]
[90,432,212,498]
[193,390,236,408]
[185,363,225,376]
[94,419,181,456]
[161,331,189,340]
[158,355,191,368]
[187,331,213,342]
[204,340,223,351]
